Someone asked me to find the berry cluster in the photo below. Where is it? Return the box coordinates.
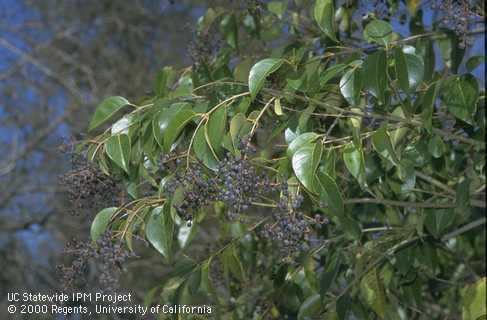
[58,231,134,293]
[59,155,121,215]
[187,25,222,69]
[215,139,272,220]
[432,0,479,48]
[261,183,312,259]
[165,138,273,222]
[166,167,219,224]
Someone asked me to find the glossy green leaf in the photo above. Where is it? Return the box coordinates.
[340,66,362,106]
[89,96,130,131]
[343,142,367,188]
[193,123,218,169]
[395,48,424,92]
[206,106,227,155]
[153,101,191,148]
[105,134,131,173]
[372,125,400,165]
[178,223,197,249]
[287,132,318,158]
[320,63,347,87]
[315,171,344,215]
[292,143,322,191]
[90,207,117,241]
[364,50,387,104]
[363,20,394,46]
[163,109,196,152]
[314,0,338,41]
[248,58,284,100]
[441,74,479,124]
[170,74,193,98]
[111,114,133,135]
[146,205,174,259]
[424,209,455,238]
[154,66,175,97]
[229,113,251,150]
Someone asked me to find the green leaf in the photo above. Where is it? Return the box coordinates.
[298,104,316,132]
[437,32,465,73]
[206,106,227,155]
[372,125,400,165]
[105,134,131,173]
[319,252,341,295]
[111,114,134,136]
[292,142,322,192]
[315,171,344,215]
[462,277,486,320]
[340,66,362,106]
[416,39,435,82]
[314,0,338,42]
[248,58,284,100]
[287,132,319,158]
[197,7,223,33]
[343,142,367,188]
[428,135,446,158]
[153,101,191,148]
[364,50,387,104]
[268,1,288,19]
[441,74,479,124]
[222,245,246,281]
[320,63,347,87]
[89,96,130,131]
[421,82,439,132]
[178,223,197,249]
[360,268,387,319]
[154,66,175,97]
[146,205,174,259]
[363,20,394,46]
[220,14,239,50]
[193,122,218,169]
[297,294,322,320]
[229,113,251,151]
[90,207,117,241]
[163,109,196,152]
[234,58,253,83]
[456,178,470,209]
[424,209,455,238]
[395,48,424,92]
[170,74,193,98]
[274,97,284,116]
[466,55,485,72]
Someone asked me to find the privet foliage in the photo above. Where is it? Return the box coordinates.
[74,0,485,319]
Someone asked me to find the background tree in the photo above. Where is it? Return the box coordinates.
[0,1,212,318]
